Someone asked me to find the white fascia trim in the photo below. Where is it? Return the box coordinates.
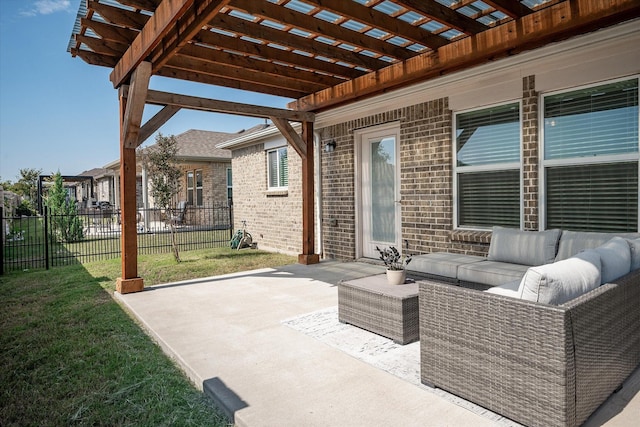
[315,19,640,128]
[217,123,301,150]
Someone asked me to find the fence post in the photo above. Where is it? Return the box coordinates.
[228,199,234,241]
[44,207,49,270]
[0,206,4,275]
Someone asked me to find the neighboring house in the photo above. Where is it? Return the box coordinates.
[219,124,302,255]
[222,22,639,261]
[75,168,113,208]
[102,128,263,210]
[314,21,639,261]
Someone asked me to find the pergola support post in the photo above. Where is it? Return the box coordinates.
[115,62,151,294]
[298,121,319,265]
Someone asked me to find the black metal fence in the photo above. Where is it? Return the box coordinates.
[1,204,233,273]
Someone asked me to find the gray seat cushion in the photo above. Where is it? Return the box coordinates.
[408,252,485,279]
[556,230,640,261]
[457,261,530,287]
[488,226,561,266]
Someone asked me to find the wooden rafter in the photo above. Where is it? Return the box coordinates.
[177,44,343,87]
[193,29,365,80]
[482,0,533,19]
[230,0,415,61]
[394,0,486,34]
[290,0,640,112]
[208,13,386,71]
[303,0,448,49]
[110,0,231,88]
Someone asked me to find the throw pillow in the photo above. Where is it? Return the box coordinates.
[520,250,601,305]
[626,238,640,271]
[593,237,631,283]
[488,226,561,266]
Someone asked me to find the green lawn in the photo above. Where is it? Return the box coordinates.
[0,247,297,426]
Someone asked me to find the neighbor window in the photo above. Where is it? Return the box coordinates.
[226,167,233,201]
[186,169,203,206]
[542,77,639,232]
[454,102,521,229]
[267,147,288,189]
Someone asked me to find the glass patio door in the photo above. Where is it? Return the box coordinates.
[359,127,401,259]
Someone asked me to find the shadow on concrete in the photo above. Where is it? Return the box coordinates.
[203,377,249,423]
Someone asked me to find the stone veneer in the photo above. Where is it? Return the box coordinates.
[231,143,302,255]
[319,76,541,260]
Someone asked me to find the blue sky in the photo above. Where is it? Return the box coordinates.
[0,0,290,182]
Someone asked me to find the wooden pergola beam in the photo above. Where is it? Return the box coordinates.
[137,105,181,146]
[110,0,230,88]
[145,89,315,122]
[482,0,532,19]
[290,0,640,112]
[271,117,307,159]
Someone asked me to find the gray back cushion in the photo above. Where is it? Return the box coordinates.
[488,227,561,266]
[556,231,640,261]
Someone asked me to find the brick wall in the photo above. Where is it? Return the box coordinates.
[178,161,231,207]
[522,75,539,231]
[319,76,540,260]
[231,143,302,255]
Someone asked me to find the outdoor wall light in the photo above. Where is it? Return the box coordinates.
[324,140,336,153]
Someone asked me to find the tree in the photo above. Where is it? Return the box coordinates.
[44,172,84,242]
[12,168,42,215]
[139,133,183,262]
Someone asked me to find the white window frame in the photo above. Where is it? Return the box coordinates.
[267,146,288,190]
[539,75,640,232]
[453,100,523,230]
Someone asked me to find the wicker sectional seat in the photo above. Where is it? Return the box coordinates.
[415,228,640,426]
[408,228,639,287]
[419,267,640,427]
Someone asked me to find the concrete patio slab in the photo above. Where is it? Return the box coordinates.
[115,261,639,427]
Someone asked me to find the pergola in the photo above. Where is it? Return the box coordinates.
[68,0,640,293]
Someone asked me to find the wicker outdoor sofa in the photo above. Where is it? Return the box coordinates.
[413,228,640,427]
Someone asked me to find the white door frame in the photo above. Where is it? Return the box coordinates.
[354,122,402,259]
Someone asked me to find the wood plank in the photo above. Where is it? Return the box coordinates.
[303,0,447,49]
[231,0,414,61]
[194,29,365,79]
[121,62,152,149]
[394,0,487,34]
[482,0,532,19]
[209,13,385,71]
[137,105,181,146]
[71,48,119,68]
[81,18,138,45]
[147,0,231,73]
[290,0,640,112]
[75,34,128,57]
[145,89,315,122]
[110,0,230,88]
[89,0,150,29]
[179,44,344,87]
[271,117,307,159]
[155,66,309,98]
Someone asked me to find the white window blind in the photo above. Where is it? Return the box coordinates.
[543,78,639,232]
[455,102,521,229]
[268,147,288,189]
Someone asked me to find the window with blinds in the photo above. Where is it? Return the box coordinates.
[543,77,639,232]
[268,147,288,189]
[455,102,521,229]
[186,169,203,206]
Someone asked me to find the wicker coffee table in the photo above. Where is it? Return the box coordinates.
[338,274,419,344]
